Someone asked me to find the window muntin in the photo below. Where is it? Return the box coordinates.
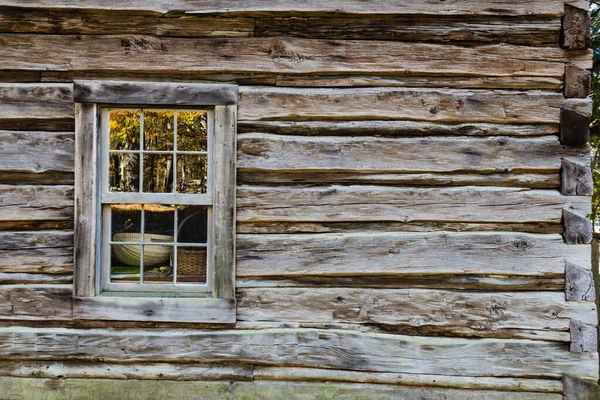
[100,108,214,294]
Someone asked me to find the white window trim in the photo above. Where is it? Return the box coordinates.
[73,81,237,323]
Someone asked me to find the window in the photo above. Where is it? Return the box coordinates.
[73,81,237,323]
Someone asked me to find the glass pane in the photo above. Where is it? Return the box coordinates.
[177,155,207,194]
[144,204,175,238]
[144,110,174,151]
[109,153,139,192]
[143,154,173,193]
[109,109,140,150]
[176,246,206,284]
[177,111,208,151]
[110,243,140,283]
[177,206,208,244]
[111,204,142,238]
[143,244,173,284]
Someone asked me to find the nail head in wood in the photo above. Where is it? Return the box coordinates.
[564,64,591,98]
[565,262,596,302]
[560,109,590,145]
[562,209,592,244]
[561,4,591,50]
[561,158,593,196]
[570,320,597,353]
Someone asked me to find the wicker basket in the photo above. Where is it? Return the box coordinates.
[177,248,207,278]
[112,233,174,267]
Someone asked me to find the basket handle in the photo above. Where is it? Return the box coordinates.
[177,212,203,236]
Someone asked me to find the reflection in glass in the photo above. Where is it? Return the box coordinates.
[109,152,139,192]
[143,154,173,193]
[177,111,208,151]
[143,244,173,284]
[177,246,207,284]
[144,110,174,151]
[109,109,140,150]
[177,206,208,244]
[177,155,207,194]
[111,204,142,237]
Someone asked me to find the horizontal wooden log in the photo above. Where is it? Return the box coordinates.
[0,185,73,224]
[238,133,587,174]
[1,35,591,77]
[237,288,597,339]
[239,88,592,124]
[237,221,564,235]
[0,273,71,285]
[237,172,560,189]
[237,186,590,224]
[256,16,561,45]
[0,131,74,181]
[237,121,559,137]
[0,1,588,16]
[0,8,254,37]
[254,367,564,393]
[561,158,593,196]
[0,377,564,400]
[275,75,564,90]
[565,262,596,302]
[0,285,71,320]
[564,64,591,98]
[0,327,595,379]
[237,232,589,278]
[236,276,566,291]
[570,320,598,353]
[561,4,591,50]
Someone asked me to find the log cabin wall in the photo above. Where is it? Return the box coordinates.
[0,1,597,398]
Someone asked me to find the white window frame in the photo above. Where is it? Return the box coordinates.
[73,81,237,323]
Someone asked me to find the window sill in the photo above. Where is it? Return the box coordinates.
[73,296,235,323]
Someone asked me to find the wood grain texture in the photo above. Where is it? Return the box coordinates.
[0,378,564,400]
[0,273,71,285]
[564,64,591,98]
[0,327,595,379]
[239,88,592,124]
[237,186,591,224]
[563,374,600,399]
[0,231,72,274]
[0,1,588,15]
[237,232,589,278]
[561,158,593,196]
[560,109,591,145]
[1,35,591,76]
[237,288,597,339]
[566,263,596,302]
[561,4,591,50]
[0,285,72,320]
[570,320,598,353]
[238,133,586,174]
[562,210,593,244]
[0,185,73,224]
[237,121,559,137]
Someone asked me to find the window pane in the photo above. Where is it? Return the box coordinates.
[109,153,139,192]
[109,109,140,150]
[177,206,208,244]
[144,204,175,238]
[177,111,208,151]
[111,204,142,237]
[110,243,141,283]
[144,110,174,151]
[177,246,207,284]
[143,244,173,284]
[143,154,173,193]
[177,155,207,194]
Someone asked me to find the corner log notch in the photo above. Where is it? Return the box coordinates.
[561,158,593,196]
[562,209,592,244]
[561,4,591,49]
[564,64,591,98]
[560,109,590,145]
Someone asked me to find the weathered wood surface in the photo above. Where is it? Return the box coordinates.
[0,273,71,285]
[1,35,591,76]
[0,0,588,15]
[238,134,586,174]
[561,4,591,50]
[0,231,72,274]
[561,158,593,196]
[560,109,590,145]
[254,367,563,393]
[237,186,590,224]
[236,276,565,292]
[255,16,561,45]
[237,288,597,339]
[238,172,560,189]
[566,263,596,302]
[562,210,593,244]
[564,65,591,98]
[570,320,598,353]
[0,131,74,184]
[563,374,600,400]
[0,84,73,131]
[239,88,592,124]
[0,285,72,320]
[0,378,564,400]
[0,327,595,378]
[0,185,73,224]
[237,232,589,278]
